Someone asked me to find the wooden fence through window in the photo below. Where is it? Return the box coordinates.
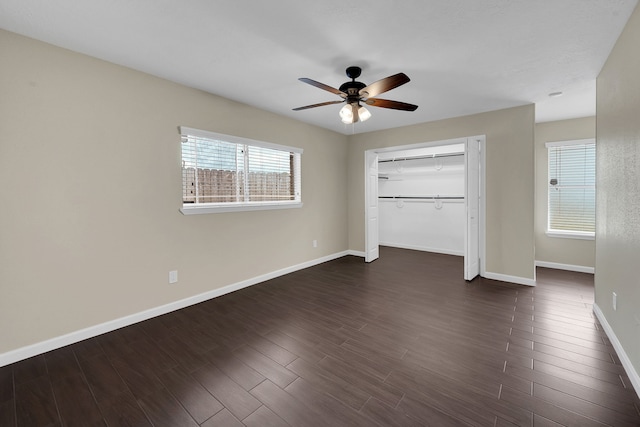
[182,168,294,203]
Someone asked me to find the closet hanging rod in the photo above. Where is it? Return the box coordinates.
[378,196,464,200]
[378,152,464,163]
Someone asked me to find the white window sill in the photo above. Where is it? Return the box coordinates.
[180,201,303,215]
[546,230,595,240]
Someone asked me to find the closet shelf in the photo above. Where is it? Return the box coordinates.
[379,195,464,200]
[378,169,464,179]
[378,152,464,163]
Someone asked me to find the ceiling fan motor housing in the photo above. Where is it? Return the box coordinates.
[340,81,367,104]
[341,66,367,104]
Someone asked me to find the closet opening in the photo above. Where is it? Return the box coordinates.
[365,136,485,281]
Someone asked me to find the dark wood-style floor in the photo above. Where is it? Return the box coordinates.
[2,247,640,426]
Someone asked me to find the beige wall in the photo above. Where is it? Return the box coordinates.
[347,105,536,280]
[534,117,596,268]
[0,30,349,355]
[0,28,540,360]
[596,4,640,379]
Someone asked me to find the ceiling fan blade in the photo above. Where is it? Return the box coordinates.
[299,78,347,97]
[365,98,418,111]
[359,73,410,98]
[292,100,345,111]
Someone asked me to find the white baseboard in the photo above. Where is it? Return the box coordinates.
[483,271,536,287]
[535,260,595,274]
[346,249,366,257]
[0,250,352,367]
[379,242,464,257]
[593,303,640,399]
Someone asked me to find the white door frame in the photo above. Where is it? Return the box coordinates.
[364,136,486,277]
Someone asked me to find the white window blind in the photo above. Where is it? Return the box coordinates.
[179,127,302,214]
[546,139,595,236]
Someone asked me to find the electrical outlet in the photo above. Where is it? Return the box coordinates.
[612,292,617,311]
[169,270,178,284]
[312,240,318,248]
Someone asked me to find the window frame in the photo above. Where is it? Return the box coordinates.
[545,138,595,240]
[179,126,303,215]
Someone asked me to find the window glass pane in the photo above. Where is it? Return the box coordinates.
[247,146,294,202]
[548,142,595,233]
[181,136,243,203]
[549,187,595,232]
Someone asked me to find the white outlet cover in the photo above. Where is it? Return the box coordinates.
[169,270,178,284]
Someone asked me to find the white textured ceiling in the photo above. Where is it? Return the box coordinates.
[0,0,637,135]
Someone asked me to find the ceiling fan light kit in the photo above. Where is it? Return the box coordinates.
[294,66,418,125]
[339,103,372,124]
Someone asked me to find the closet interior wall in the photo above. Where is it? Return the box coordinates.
[378,144,465,255]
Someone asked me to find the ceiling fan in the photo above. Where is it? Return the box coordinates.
[293,66,418,124]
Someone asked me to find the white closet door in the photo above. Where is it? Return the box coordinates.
[464,138,480,280]
[365,151,379,262]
